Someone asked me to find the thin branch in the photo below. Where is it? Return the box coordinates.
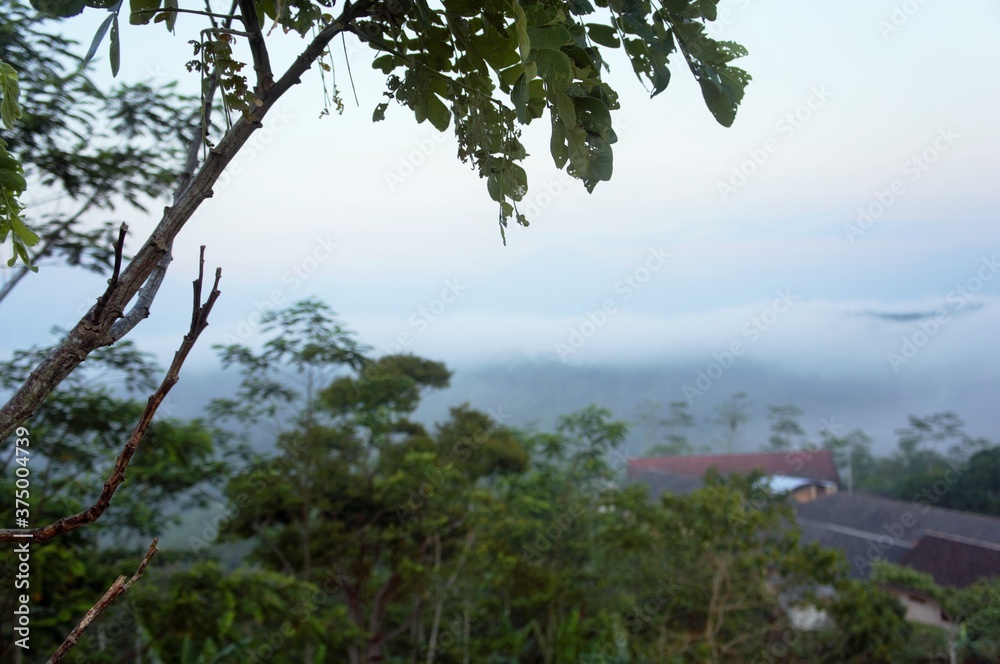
[109,225,127,284]
[90,223,129,324]
[48,538,159,664]
[0,251,222,543]
[237,0,274,96]
[130,7,241,20]
[176,69,219,201]
[108,242,172,343]
[342,33,360,107]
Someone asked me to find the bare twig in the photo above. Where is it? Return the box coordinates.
[48,538,159,663]
[0,250,222,543]
[129,7,241,20]
[90,223,129,324]
[237,0,274,96]
[108,242,172,343]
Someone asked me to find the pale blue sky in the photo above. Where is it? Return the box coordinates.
[3,0,999,432]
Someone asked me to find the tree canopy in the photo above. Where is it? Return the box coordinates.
[3,0,750,260]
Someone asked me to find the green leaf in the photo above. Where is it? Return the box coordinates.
[443,0,480,17]
[695,65,749,127]
[532,49,573,86]
[372,54,397,74]
[164,0,178,31]
[0,63,21,131]
[255,0,277,20]
[512,0,531,62]
[586,23,620,48]
[30,0,86,17]
[555,91,577,130]
[523,4,561,27]
[512,73,530,123]
[8,210,39,246]
[373,102,388,122]
[0,168,26,191]
[498,63,523,88]
[698,0,718,21]
[82,11,117,69]
[573,96,616,142]
[129,0,161,25]
[582,135,613,190]
[526,25,572,50]
[109,14,121,77]
[470,27,518,72]
[414,93,451,132]
[549,114,568,168]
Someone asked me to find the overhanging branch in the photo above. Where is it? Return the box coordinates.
[237,0,274,96]
[0,0,376,443]
[0,249,222,543]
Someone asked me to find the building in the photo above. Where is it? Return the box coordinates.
[628,452,1000,629]
[794,492,1000,626]
[794,492,1000,583]
[628,449,841,485]
[628,449,840,504]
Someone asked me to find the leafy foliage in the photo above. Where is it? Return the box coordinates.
[353,0,750,233]
[0,0,196,277]
[0,57,37,268]
[45,0,749,243]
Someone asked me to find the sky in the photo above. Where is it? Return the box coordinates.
[3,0,999,443]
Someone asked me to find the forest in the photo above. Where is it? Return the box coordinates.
[2,298,999,662]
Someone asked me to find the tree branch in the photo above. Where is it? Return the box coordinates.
[236,0,274,96]
[0,250,222,543]
[47,538,159,664]
[91,223,129,324]
[0,0,376,443]
[108,241,171,343]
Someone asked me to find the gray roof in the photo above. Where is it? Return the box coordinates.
[794,493,1000,581]
[628,471,704,500]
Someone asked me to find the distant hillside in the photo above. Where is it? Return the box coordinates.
[164,357,996,456]
[412,358,997,456]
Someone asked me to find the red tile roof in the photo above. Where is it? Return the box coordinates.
[628,450,840,484]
